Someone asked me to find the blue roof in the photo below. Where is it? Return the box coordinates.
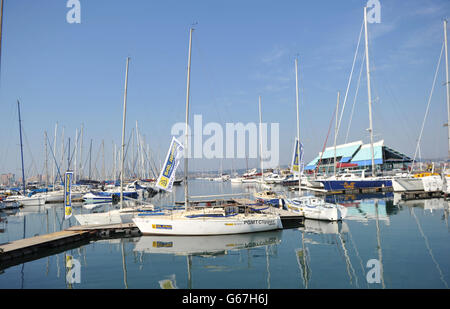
[305,141,362,169]
[350,141,384,166]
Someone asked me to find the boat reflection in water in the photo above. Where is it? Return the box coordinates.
[299,218,349,235]
[134,230,282,256]
[296,218,368,289]
[134,230,282,289]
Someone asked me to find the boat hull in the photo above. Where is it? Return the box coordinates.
[132,214,283,236]
[319,179,392,191]
[284,198,347,221]
[391,177,424,192]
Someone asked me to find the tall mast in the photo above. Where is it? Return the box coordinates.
[120,57,130,206]
[444,20,450,160]
[0,0,4,74]
[102,139,105,181]
[79,124,83,180]
[113,142,117,182]
[44,131,48,189]
[17,100,26,196]
[334,91,340,177]
[258,96,264,185]
[67,138,71,171]
[364,6,376,177]
[295,57,302,196]
[60,127,65,176]
[184,27,193,210]
[53,123,58,190]
[74,129,78,182]
[89,139,92,180]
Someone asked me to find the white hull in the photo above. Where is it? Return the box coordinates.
[421,176,443,192]
[391,177,424,192]
[133,211,282,236]
[301,219,349,234]
[284,197,347,221]
[6,195,46,206]
[74,207,137,225]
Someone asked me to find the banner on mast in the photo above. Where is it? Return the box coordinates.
[64,172,73,220]
[156,137,184,192]
[290,138,304,175]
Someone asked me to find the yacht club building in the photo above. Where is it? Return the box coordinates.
[304,140,412,174]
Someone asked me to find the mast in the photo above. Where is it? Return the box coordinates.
[120,57,130,206]
[89,139,92,180]
[184,27,193,210]
[0,0,4,74]
[295,57,302,196]
[259,96,264,185]
[67,138,70,171]
[101,139,105,181]
[44,131,48,189]
[17,100,26,196]
[79,124,83,180]
[444,20,450,159]
[334,91,340,177]
[53,123,58,190]
[364,6,376,177]
[74,129,78,182]
[60,127,65,174]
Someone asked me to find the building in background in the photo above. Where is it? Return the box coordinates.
[304,140,412,175]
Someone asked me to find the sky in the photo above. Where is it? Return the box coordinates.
[0,0,449,178]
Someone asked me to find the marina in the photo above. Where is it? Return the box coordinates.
[0,1,449,293]
[0,180,449,289]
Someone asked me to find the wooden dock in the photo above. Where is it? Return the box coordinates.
[290,186,394,195]
[400,190,444,201]
[0,230,92,269]
[0,223,140,270]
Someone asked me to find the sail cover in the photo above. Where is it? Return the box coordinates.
[156,137,184,192]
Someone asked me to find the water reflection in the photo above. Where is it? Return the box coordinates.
[1,181,450,289]
[133,230,282,289]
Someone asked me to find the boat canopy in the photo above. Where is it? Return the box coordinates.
[304,141,363,170]
[304,140,411,170]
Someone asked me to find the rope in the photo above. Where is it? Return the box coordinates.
[345,52,365,143]
[411,42,444,173]
[337,20,364,142]
[315,103,338,175]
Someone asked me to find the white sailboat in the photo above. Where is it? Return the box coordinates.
[394,20,449,193]
[74,57,154,226]
[132,28,282,235]
[5,101,47,207]
[283,57,347,221]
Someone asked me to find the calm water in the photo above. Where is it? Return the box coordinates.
[0,180,449,289]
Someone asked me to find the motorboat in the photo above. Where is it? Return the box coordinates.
[253,190,282,206]
[283,195,347,221]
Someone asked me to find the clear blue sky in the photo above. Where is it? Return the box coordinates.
[0,0,449,177]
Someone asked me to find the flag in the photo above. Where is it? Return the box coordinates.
[64,172,73,220]
[155,137,184,192]
[291,138,304,175]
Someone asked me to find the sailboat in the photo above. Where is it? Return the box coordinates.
[317,8,393,192]
[253,96,283,203]
[74,58,155,226]
[132,27,282,235]
[282,58,347,221]
[392,21,449,193]
[5,101,47,207]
